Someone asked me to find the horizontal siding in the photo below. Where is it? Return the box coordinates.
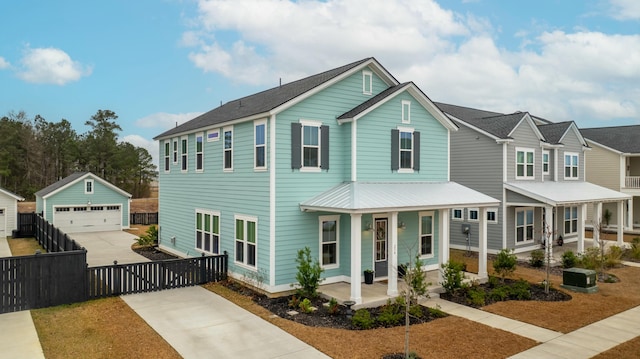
[0,194,18,233]
[558,130,585,181]
[506,122,542,181]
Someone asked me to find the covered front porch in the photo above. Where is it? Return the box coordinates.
[300,181,499,305]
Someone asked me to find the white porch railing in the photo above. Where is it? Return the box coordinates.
[625,176,640,188]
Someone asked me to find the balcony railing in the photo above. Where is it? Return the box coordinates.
[625,176,640,188]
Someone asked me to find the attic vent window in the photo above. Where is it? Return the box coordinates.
[85,179,94,194]
[362,70,372,95]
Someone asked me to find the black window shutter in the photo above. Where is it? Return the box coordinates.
[291,123,302,169]
[320,125,330,170]
[391,129,399,171]
[413,131,420,171]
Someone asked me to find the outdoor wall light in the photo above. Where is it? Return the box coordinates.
[364,222,372,231]
[398,221,406,230]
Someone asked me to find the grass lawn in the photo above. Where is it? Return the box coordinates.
[7,237,45,256]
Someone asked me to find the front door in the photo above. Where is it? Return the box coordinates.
[374,218,388,278]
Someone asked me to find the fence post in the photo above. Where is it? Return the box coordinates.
[113,261,121,296]
[200,253,207,284]
[223,251,228,280]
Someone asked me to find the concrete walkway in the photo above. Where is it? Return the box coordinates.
[121,286,331,359]
[69,230,149,266]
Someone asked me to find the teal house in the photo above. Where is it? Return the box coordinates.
[35,172,132,234]
[154,58,498,304]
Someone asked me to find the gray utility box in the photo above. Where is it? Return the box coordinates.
[561,268,598,293]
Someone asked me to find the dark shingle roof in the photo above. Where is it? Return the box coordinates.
[35,172,88,197]
[155,58,377,139]
[581,125,640,153]
[337,83,409,119]
[537,121,573,144]
[435,102,502,121]
[435,102,527,139]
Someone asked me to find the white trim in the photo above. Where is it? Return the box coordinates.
[564,206,579,235]
[269,114,276,287]
[223,126,233,172]
[194,209,221,254]
[418,211,435,259]
[397,126,415,171]
[542,150,550,176]
[234,214,258,270]
[195,132,204,173]
[84,179,94,194]
[172,139,178,164]
[362,70,373,95]
[515,147,535,180]
[486,207,498,224]
[180,136,188,172]
[40,172,132,199]
[563,152,579,180]
[319,215,340,269]
[206,129,220,142]
[351,119,357,181]
[163,140,171,173]
[467,208,479,222]
[515,207,535,244]
[451,208,463,221]
[254,119,267,171]
[299,119,322,171]
[401,100,411,124]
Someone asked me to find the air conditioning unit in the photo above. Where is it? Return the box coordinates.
[561,268,598,293]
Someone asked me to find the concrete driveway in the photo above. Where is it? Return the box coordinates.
[69,231,149,266]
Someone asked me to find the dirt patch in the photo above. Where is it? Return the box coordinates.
[132,245,178,261]
[131,198,158,213]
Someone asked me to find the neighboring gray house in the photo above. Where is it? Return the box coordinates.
[581,125,640,230]
[0,187,25,238]
[35,172,131,233]
[438,102,630,254]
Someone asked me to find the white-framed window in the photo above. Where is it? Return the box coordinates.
[516,148,535,179]
[487,208,498,224]
[195,133,204,172]
[319,215,339,268]
[235,215,257,268]
[564,206,578,235]
[164,140,170,172]
[362,70,372,95]
[419,211,434,257]
[564,152,579,179]
[173,139,178,164]
[180,136,188,172]
[399,127,414,171]
[223,126,233,171]
[401,100,411,124]
[516,207,535,243]
[468,208,479,222]
[452,208,463,221]
[254,120,267,170]
[196,210,220,254]
[84,179,94,194]
[207,129,220,142]
[542,150,550,175]
[302,120,321,170]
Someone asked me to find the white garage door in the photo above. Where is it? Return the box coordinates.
[54,205,122,233]
[0,208,5,238]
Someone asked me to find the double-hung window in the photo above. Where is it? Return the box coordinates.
[542,150,550,175]
[164,141,170,172]
[516,148,535,179]
[564,206,578,234]
[320,215,339,268]
[362,70,372,95]
[224,126,233,171]
[516,208,534,243]
[195,210,219,254]
[195,133,204,172]
[291,121,329,171]
[391,127,420,172]
[173,140,178,164]
[255,120,266,170]
[180,136,188,172]
[85,179,93,194]
[564,153,579,179]
[235,215,257,268]
[419,211,434,257]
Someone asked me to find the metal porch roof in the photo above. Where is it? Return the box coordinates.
[505,181,631,207]
[300,182,500,213]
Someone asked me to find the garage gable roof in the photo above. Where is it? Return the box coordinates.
[35,172,132,199]
[0,187,24,201]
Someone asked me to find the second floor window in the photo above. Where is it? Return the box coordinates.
[391,128,420,172]
[164,141,170,172]
[173,140,178,164]
[565,153,579,179]
[255,121,266,169]
[181,137,188,172]
[291,121,329,171]
[516,148,534,179]
[542,150,549,175]
[224,127,233,170]
[196,133,204,172]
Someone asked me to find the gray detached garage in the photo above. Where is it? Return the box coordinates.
[0,187,25,238]
[35,172,132,233]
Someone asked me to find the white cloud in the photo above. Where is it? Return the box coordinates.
[135,112,204,130]
[0,57,9,69]
[17,47,92,85]
[122,134,160,170]
[608,0,640,20]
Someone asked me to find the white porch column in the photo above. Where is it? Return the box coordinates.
[544,206,554,260]
[593,202,602,247]
[617,201,624,246]
[350,213,362,304]
[438,209,450,285]
[578,204,586,254]
[387,212,398,296]
[478,207,488,279]
[628,199,634,231]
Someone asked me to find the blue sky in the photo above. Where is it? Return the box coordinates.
[1,0,638,165]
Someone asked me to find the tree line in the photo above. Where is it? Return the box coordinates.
[0,109,157,200]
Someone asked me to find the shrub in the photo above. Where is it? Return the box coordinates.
[377,299,403,327]
[440,260,465,293]
[427,306,447,318]
[509,280,531,300]
[292,247,324,299]
[630,237,640,259]
[409,304,424,318]
[493,249,517,282]
[405,253,429,304]
[136,225,157,246]
[529,249,545,268]
[605,246,623,268]
[466,287,485,307]
[288,295,300,308]
[327,297,339,315]
[299,298,313,313]
[488,286,509,302]
[487,275,500,288]
[352,309,375,329]
[580,247,600,270]
[562,250,577,268]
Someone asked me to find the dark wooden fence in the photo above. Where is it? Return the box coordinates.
[34,214,83,252]
[88,254,228,299]
[130,212,158,225]
[0,250,87,313]
[15,212,37,238]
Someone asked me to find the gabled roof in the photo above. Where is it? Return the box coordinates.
[35,172,132,199]
[537,121,587,147]
[581,125,640,154]
[505,181,630,207]
[155,57,399,140]
[0,187,24,201]
[338,82,457,131]
[300,181,499,214]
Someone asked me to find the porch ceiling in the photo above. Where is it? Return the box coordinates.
[505,181,631,207]
[299,181,500,213]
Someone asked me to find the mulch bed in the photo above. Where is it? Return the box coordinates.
[132,246,179,261]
